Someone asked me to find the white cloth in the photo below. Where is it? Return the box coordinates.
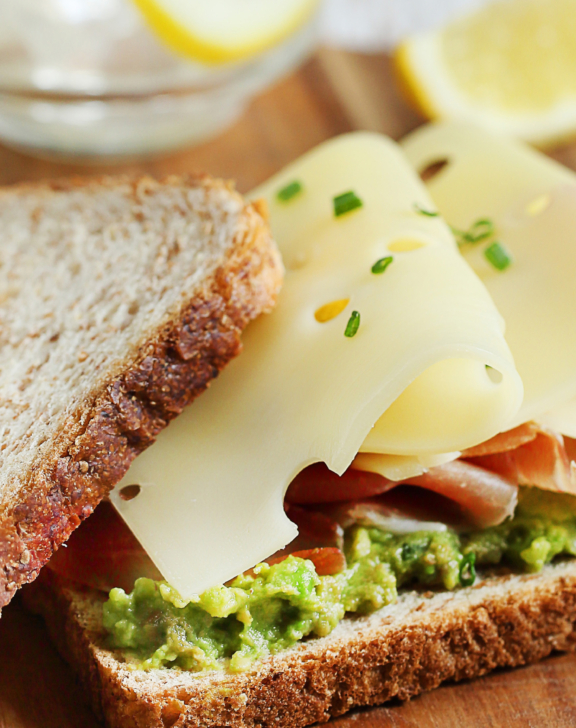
[320,0,493,51]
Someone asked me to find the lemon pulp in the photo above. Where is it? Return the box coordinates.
[396,0,576,145]
[443,0,576,112]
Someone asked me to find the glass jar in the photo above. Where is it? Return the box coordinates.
[0,0,319,160]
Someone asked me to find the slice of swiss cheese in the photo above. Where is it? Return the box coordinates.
[111,132,522,598]
[539,400,576,438]
[402,122,576,430]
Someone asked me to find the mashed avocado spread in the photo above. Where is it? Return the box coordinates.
[103,488,576,672]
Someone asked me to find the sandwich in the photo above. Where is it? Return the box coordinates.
[21,124,576,728]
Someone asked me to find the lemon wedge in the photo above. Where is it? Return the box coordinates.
[396,0,576,146]
[132,0,319,65]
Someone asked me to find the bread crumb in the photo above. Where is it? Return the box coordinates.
[78,351,88,363]
[79,461,89,474]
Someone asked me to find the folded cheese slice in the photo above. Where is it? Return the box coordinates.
[111,132,522,598]
[402,122,576,431]
[539,399,576,439]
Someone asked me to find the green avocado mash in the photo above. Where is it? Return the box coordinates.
[103,487,576,672]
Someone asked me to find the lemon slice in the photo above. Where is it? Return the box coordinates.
[396,0,576,146]
[133,0,319,65]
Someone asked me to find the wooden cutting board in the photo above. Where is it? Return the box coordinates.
[1,49,576,728]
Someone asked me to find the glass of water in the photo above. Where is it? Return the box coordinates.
[0,0,319,160]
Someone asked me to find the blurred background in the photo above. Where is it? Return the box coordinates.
[1,0,575,179]
[0,0,514,160]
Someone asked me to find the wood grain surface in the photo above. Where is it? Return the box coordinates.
[1,49,576,728]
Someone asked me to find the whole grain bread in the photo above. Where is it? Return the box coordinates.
[24,561,576,728]
[0,175,282,609]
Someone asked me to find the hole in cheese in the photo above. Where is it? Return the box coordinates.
[485,365,503,384]
[315,299,350,323]
[119,484,141,501]
[285,251,309,271]
[525,194,550,217]
[388,238,426,253]
[419,158,449,182]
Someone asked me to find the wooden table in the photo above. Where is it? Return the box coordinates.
[1,49,576,728]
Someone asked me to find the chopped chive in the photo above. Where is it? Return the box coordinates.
[414,203,439,217]
[484,241,512,271]
[334,191,363,217]
[462,218,494,243]
[371,256,394,274]
[344,310,360,338]
[276,180,303,202]
[459,552,476,586]
[452,217,496,247]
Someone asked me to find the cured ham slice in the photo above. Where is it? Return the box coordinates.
[466,425,576,494]
[288,459,518,528]
[284,505,344,550]
[461,422,540,458]
[324,498,448,534]
[285,463,395,505]
[406,460,518,527]
[564,436,576,463]
[47,502,162,593]
[288,486,470,544]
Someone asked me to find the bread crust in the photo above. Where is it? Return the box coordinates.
[0,178,282,609]
[24,561,576,728]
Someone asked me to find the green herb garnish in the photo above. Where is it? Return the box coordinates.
[451,217,511,270]
[371,256,394,275]
[414,203,439,217]
[462,218,494,243]
[484,241,512,271]
[344,310,360,337]
[459,552,476,586]
[452,218,495,246]
[334,191,363,217]
[276,180,303,202]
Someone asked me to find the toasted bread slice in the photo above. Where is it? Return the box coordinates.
[0,175,282,609]
[23,562,576,728]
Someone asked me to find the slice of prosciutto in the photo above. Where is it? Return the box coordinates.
[286,463,395,504]
[285,504,345,550]
[46,501,162,593]
[461,422,540,458]
[465,423,576,494]
[323,498,449,534]
[287,460,518,528]
[405,460,518,528]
